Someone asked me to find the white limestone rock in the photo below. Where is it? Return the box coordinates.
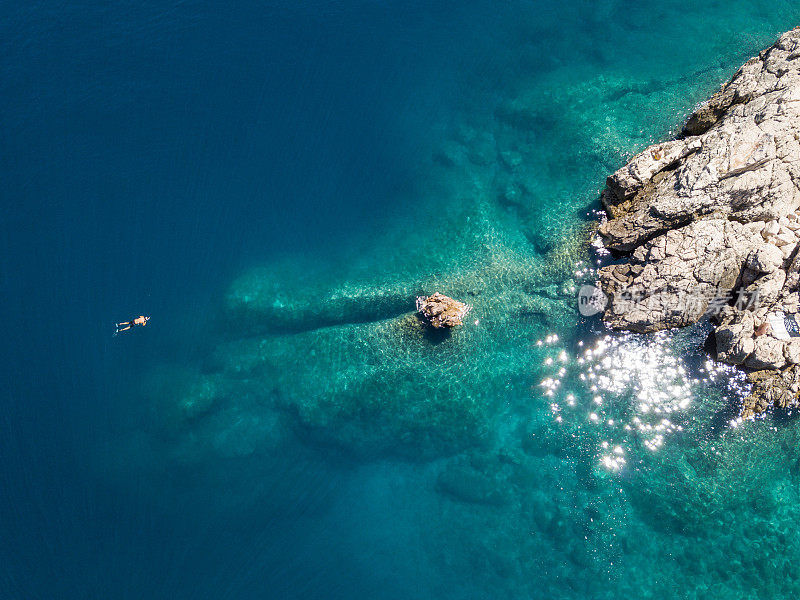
[716,313,756,365]
[599,28,800,344]
[599,219,759,332]
[784,340,800,365]
[746,244,784,273]
[746,336,787,370]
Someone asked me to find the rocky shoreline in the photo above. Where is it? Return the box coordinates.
[597,28,800,418]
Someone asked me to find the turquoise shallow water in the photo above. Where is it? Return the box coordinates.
[4,2,800,599]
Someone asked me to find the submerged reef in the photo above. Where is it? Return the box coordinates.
[148,190,585,460]
[181,149,591,459]
[215,247,577,458]
[597,28,800,417]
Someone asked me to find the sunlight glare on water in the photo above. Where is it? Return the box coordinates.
[539,329,751,470]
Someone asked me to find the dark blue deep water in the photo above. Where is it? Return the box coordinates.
[4,2,800,599]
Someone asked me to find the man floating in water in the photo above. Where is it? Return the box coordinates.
[115,315,150,335]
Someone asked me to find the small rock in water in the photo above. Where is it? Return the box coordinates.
[416,292,471,328]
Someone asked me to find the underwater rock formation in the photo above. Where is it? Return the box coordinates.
[740,367,800,419]
[225,266,413,335]
[209,259,574,459]
[597,28,800,416]
[416,292,471,328]
[149,212,580,460]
